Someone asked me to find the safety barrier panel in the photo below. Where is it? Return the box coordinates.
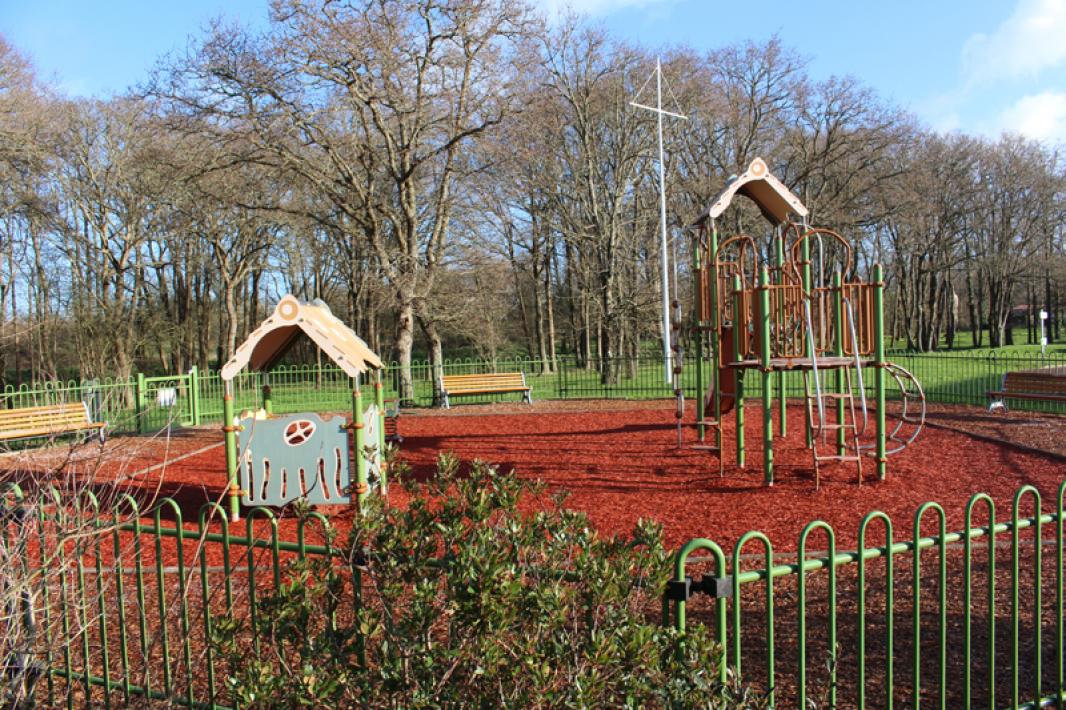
[0,483,341,709]
[1,351,1065,438]
[665,482,1066,708]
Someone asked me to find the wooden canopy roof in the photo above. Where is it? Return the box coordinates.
[221,295,382,381]
[693,157,808,227]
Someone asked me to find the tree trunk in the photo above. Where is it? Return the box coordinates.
[418,313,445,408]
[545,242,558,373]
[395,298,416,405]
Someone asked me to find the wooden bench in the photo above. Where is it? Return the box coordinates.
[440,372,532,409]
[0,402,107,444]
[987,368,1066,412]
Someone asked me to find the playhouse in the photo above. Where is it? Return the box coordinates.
[219,295,387,520]
[678,157,925,486]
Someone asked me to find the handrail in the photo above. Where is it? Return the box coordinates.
[788,227,854,281]
[803,296,826,434]
[844,296,869,436]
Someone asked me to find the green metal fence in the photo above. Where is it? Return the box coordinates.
[2,351,1065,439]
[0,483,342,709]
[666,482,1066,708]
[5,480,1066,707]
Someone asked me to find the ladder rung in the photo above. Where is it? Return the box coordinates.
[815,393,852,400]
[815,454,862,462]
[694,420,720,427]
[820,423,856,431]
[690,445,721,451]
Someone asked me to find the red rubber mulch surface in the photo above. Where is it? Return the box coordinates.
[392,403,1066,550]
[7,402,1065,554]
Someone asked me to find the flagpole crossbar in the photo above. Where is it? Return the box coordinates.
[629,102,688,120]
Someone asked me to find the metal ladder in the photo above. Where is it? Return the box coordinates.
[801,293,868,487]
[803,364,865,488]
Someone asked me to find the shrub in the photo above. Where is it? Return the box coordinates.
[215,455,765,708]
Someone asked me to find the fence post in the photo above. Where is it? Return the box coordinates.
[135,373,146,434]
[188,366,200,426]
[556,356,564,398]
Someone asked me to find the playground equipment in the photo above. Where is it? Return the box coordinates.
[220,295,387,520]
[679,157,925,486]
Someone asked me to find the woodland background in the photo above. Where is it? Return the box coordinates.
[1,0,1063,401]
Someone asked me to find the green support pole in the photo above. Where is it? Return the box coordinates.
[874,264,887,480]
[758,266,773,486]
[833,271,846,457]
[135,372,146,434]
[262,372,272,417]
[222,382,240,522]
[375,375,387,493]
[188,366,200,426]
[352,382,368,509]
[712,226,722,451]
[801,236,813,448]
[775,234,787,438]
[695,232,706,441]
[732,274,745,468]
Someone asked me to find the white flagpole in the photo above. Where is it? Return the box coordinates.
[655,59,672,386]
[632,58,688,386]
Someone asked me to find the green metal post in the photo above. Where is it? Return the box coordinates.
[135,372,146,434]
[695,231,706,441]
[733,274,745,468]
[801,236,813,448]
[708,225,722,448]
[874,264,887,480]
[712,225,722,451]
[352,381,368,509]
[775,234,787,438]
[188,366,200,426]
[223,382,240,522]
[833,271,846,457]
[758,266,773,486]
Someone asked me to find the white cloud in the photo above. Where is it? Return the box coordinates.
[962,0,1066,83]
[995,91,1066,143]
[530,0,674,20]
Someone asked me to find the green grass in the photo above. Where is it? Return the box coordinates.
[9,344,1066,439]
[887,327,1066,356]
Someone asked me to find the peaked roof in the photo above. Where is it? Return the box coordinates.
[694,157,808,227]
[221,295,382,381]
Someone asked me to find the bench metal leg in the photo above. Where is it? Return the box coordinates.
[988,398,1007,413]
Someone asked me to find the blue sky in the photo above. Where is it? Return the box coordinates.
[3,0,1065,144]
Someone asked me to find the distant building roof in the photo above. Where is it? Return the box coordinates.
[692,157,808,227]
[221,295,382,381]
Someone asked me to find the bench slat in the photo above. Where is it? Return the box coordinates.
[0,402,105,443]
[440,372,532,408]
[988,369,1066,411]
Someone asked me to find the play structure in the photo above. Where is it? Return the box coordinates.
[675,157,925,486]
[220,295,387,520]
